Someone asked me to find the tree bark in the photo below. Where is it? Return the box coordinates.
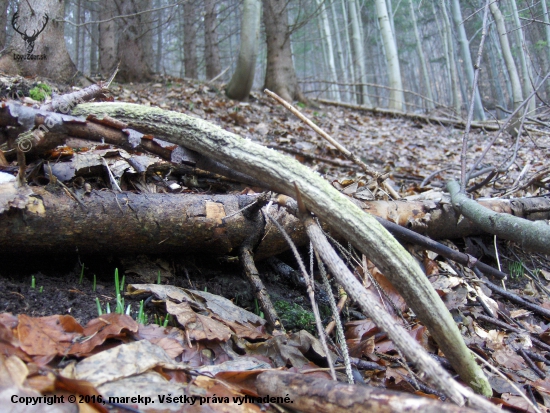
[375,0,404,110]
[262,0,305,103]
[116,0,154,82]
[255,371,481,413]
[0,0,78,83]
[439,0,461,116]
[347,0,370,105]
[0,185,307,259]
[450,0,485,120]
[225,0,261,100]
[448,180,550,254]
[315,0,339,101]
[490,0,524,134]
[0,0,8,50]
[508,0,535,114]
[183,0,198,78]
[204,0,221,80]
[409,0,434,111]
[99,0,118,77]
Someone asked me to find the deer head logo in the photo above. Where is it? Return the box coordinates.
[11,12,49,55]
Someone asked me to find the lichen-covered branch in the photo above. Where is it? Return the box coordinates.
[71,102,491,395]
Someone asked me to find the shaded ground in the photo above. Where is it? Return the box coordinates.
[0,252,310,328]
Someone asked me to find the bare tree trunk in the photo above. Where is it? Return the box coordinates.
[0,0,8,50]
[348,0,370,105]
[116,0,154,82]
[542,0,550,98]
[99,0,118,77]
[75,0,81,70]
[439,0,461,115]
[375,0,403,110]
[89,4,99,76]
[262,0,305,102]
[450,0,485,120]
[225,0,261,100]
[489,0,524,134]
[0,0,78,82]
[408,0,433,111]
[340,0,355,103]
[508,0,535,113]
[315,0,339,100]
[329,0,349,101]
[156,0,162,74]
[204,0,221,79]
[183,0,198,78]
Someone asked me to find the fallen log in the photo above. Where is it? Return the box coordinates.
[3,181,546,266]
[0,185,308,259]
[255,371,480,413]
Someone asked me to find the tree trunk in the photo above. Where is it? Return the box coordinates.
[262,0,305,102]
[329,0,349,101]
[116,0,154,82]
[89,4,99,76]
[315,0,339,101]
[450,0,485,120]
[508,0,535,113]
[0,0,8,50]
[439,0,461,116]
[409,0,434,111]
[99,0,118,77]
[225,0,261,101]
[347,0,370,105]
[204,0,221,80]
[75,0,81,70]
[0,0,78,83]
[375,0,404,110]
[489,0,524,134]
[156,0,162,74]
[183,0,198,78]
[542,0,550,98]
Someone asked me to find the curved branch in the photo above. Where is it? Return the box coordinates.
[448,180,550,254]
[71,102,491,396]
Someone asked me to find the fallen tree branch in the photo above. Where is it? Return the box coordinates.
[300,211,496,409]
[255,370,484,413]
[448,180,550,254]
[68,102,491,395]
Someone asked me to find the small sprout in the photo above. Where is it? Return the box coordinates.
[95,298,103,316]
[125,304,131,316]
[509,261,524,279]
[39,286,43,293]
[157,270,161,285]
[79,263,85,284]
[106,302,111,314]
[31,276,36,289]
[92,274,97,292]
[137,300,147,324]
[163,316,170,327]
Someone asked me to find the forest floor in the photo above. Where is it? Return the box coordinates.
[1,75,550,412]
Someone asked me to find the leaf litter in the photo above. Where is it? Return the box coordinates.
[0,76,549,411]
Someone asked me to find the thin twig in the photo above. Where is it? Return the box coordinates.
[264,89,400,199]
[473,353,542,413]
[265,210,337,380]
